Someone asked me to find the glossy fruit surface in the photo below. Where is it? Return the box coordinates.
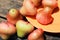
[0,21,16,35]
[23,0,37,16]
[6,13,23,24]
[42,0,57,8]
[36,11,53,25]
[16,20,34,37]
[28,28,44,40]
[8,9,19,19]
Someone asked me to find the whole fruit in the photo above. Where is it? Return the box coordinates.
[16,20,34,38]
[6,9,23,24]
[6,14,23,24]
[36,11,53,25]
[36,7,53,25]
[8,9,19,19]
[0,21,16,35]
[23,0,37,16]
[28,28,44,40]
[0,21,16,40]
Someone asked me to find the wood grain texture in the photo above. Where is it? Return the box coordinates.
[0,0,23,16]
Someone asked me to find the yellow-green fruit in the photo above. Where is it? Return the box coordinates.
[16,20,34,37]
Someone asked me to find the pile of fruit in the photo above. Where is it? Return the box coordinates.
[0,0,58,40]
[20,0,58,25]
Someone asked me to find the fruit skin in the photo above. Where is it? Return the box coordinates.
[30,0,41,7]
[20,6,29,16]
[6,8,23,24]
[6,14,23,24]
[36,11,53,25]
[36,7,53,25]
[28,28,44,40]
[16,20,34,38]
[0,21,16,35]
[23,0,37,16]
[0,21,16,40]
[37,8,43,13]
[8,9,19,19]
[42,0,57,8]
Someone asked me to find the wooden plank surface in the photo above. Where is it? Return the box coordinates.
[0,0,23,17]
